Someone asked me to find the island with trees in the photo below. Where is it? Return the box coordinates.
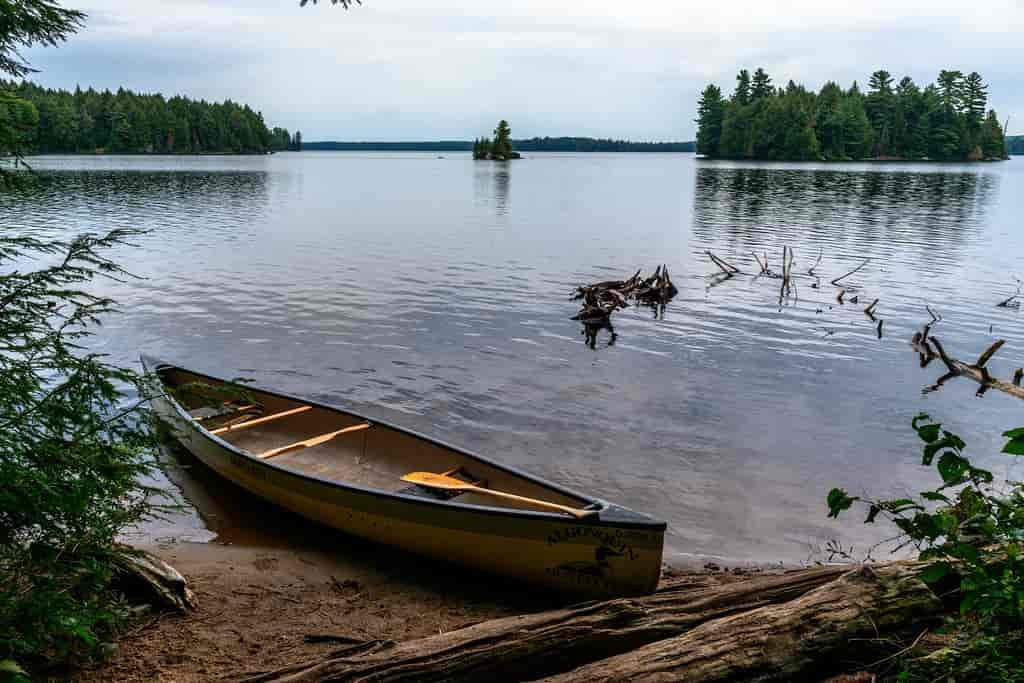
[1008,135,1024,155]
[472,119,521,160]
[2,80,301,155]
[695,68,1009,161]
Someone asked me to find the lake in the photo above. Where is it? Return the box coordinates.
[5,152,1024,566]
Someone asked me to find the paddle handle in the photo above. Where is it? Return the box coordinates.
[464,487,597,519]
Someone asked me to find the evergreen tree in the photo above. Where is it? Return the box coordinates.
[751,68,772,100]
[979,109,1007,159]
[865,69,894,155]
[962,72,987,129]
[733,69,751,105]
[695,84,725,156]
[492,120,512,158]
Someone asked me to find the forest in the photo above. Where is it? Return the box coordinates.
[1008,135,1024,155]
[696,68,1009,161]
[1,80,301,155]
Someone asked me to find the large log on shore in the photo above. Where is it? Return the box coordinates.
[251,566,851,682]
[541,563,942,683]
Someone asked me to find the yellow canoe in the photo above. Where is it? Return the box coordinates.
[143,356,666,597]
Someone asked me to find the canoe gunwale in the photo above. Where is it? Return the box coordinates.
[141,355,667,532]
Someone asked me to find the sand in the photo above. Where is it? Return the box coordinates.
[82,538,569,681]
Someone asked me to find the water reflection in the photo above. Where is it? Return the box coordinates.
[472,163,511,216]
[8,153,1024,568]
[693,164,998,257]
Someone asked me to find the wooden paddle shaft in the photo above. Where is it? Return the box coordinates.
[259,422,371,459]
[465,487,596,519]
[403,472,596,519]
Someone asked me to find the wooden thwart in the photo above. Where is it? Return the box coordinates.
[210,405,312,435]
[258,422,372,459]
[402,471,597,519]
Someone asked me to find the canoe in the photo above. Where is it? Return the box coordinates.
[143,356,666,597]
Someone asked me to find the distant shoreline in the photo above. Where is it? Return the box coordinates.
[304,138,696,153]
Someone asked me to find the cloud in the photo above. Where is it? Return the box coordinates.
[22,0,1024,139]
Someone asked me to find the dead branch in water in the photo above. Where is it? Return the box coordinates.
[911,319,1024,400]
[996,278,1022,308]
[706,251,741,276]
[831,258,870,286]
[864,299,879,318]
[571,266,678,329]
[807,248,823,276]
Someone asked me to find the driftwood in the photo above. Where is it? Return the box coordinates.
[111,547,197,612]
[996,278,1022,308]
[542,563,941,683]
[248,563,949,683]
[251,567,847,682]
[571,266,678,324]
[911,321,1024,400]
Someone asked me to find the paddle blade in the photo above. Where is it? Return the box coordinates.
[402,471,470,490]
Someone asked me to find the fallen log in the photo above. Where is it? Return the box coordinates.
[250,566,849,682]
[111,546,197,613]
[541,563,942,683]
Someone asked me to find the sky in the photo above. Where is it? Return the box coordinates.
[22,0,1024,141]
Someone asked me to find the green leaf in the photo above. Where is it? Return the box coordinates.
[919,562,952,583]
[0,660,27,676]
[827,488,858,518]
[911,413,932,430]
[1002,437,1024,456]
[1002,427,1024,440]
[938,451,969,485]
[921,491,951,503]
[917,423,942,443]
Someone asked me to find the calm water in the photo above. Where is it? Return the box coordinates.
[5,152,1024,566]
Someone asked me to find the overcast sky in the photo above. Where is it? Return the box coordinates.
[22,0,1024,141]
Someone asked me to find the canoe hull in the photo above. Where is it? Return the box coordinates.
[152,391,665,597]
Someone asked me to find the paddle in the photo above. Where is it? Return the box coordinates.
[402,471,598,519]
[258,422,371,459]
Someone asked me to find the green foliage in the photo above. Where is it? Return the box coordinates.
[0,232,159,673]
[697,67,1008,161]
[492,119,512,158]
[827,414,1024,630]
[3,79,284,154]
[695,84,725,156]
[897,630,1024,682]
[472,120,516,160]
[0,0,84,79]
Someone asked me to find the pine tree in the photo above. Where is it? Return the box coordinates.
[751,68,772,100]
[492,120,512,159]
[733,69,751,105]
[695,84,725,156]
[962,72,987,129]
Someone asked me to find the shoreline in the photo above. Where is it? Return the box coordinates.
[85,538,769,681]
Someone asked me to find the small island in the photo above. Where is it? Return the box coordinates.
[472,119,522,160]
[695,68,1009,162]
